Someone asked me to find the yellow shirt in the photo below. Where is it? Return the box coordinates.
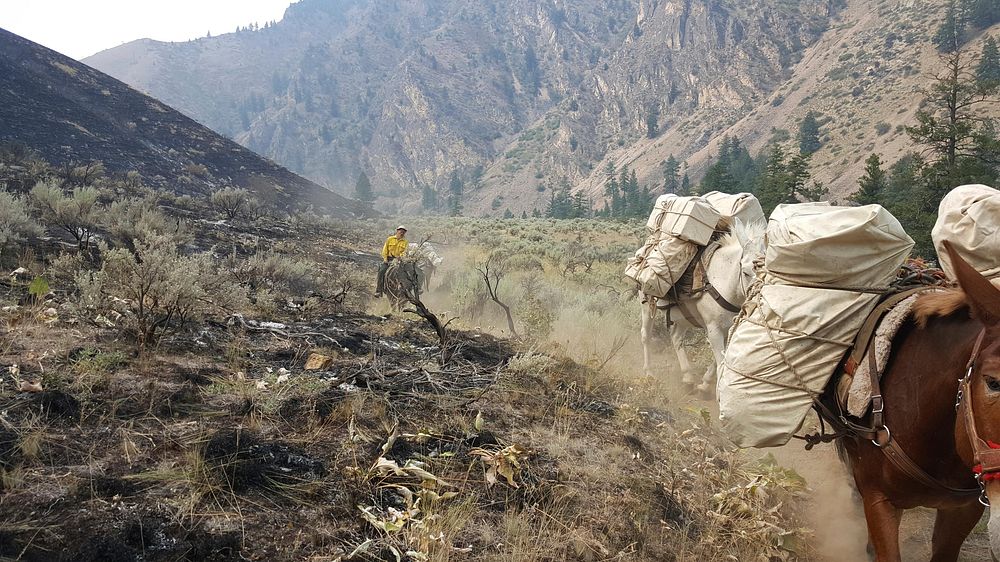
[381,235,408,261]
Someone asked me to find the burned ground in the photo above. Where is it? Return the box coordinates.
[0,212,813,561]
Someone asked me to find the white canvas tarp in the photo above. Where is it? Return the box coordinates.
[932,184,1000,281]
[627,194,721,297]
[702,191,766,227]
[624,234,700,298]
[646,195,721,245]
[718,204,914,448]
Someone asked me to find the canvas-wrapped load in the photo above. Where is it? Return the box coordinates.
[646,194,721,245]
[718,203,914,448]
[702,191,766,227]
[932,184,1000,281]
[624,234,700,298]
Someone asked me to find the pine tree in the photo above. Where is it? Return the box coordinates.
[907,44,995,170]
[448,171,463,216]
[850,154,888,206]
[421,184,437,210]
[355,172,374,203]
[503,208,514,219]
[962,0,1000,31]
[523,45,541,96]
[663,155,681,193]
[798,112,823,155]
[521,210,528,219]
[604,162,621,217]
[761,151,829,206]
[977,36,1000,88]
[936,0,967,53]
[646,107,659,138]
[619,167,638,217]
[680,169,691,196]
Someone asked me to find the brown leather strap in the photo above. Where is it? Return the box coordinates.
[705,283,741,313]
[959,330,1000,476]
[676,300,703,329]
[848,287,933,377]
[867,341,885,434]
[881,438,979,495]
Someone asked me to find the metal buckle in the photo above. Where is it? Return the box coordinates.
[977,475,992,507]
[872,426,891,448]
[955,387,964,410]
[871,395,884,414]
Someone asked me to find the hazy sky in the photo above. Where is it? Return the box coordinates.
[1,0,295,60]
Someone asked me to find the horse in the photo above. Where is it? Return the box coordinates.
[639,219,766,395]
[834,242,1000,561]
[383,258,424,310]
[411,242,443,294]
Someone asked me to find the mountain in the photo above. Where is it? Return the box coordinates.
[85,0,840,214]
[0,27,363,216]
[580,0,958,203]
[84,0,961,216]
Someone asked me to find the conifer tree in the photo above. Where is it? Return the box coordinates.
[977,36,1000,88]
[936,0,966,53]
[850,154,888,206]
[798,112,822,155]
[663,155,681,193]
[448,171,464,216]
[421,184,437,210]
[355,172,374,203]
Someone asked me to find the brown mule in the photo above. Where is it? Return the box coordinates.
[837,242,1000,562]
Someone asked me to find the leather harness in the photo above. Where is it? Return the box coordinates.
[957,329,1000,505]
[657,240,741,328]
[808,288,991,499]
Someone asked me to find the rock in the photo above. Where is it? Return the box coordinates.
[9,267,29,278]
[304,353,334,371]
[19,380,43,393]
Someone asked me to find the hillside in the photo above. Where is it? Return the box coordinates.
[0,28,362,216]
[85,0,837,214]
[582,0,956,203]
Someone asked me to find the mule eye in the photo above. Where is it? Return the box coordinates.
[986,377,1000,393]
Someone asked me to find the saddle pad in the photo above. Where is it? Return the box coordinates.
[842,294,920,417]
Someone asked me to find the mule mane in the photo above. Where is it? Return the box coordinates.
[912,289,969,328]
[718,219,766,250]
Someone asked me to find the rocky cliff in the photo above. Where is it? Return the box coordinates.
[86,0,840,214]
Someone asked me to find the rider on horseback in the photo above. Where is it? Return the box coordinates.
[375,225,407,298]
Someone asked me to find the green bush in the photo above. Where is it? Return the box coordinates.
[30,181,101,250]
[80,235,243,350]
[210,187,250,219]
[0,189,42,257]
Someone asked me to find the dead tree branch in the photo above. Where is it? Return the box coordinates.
[476,254,518,337]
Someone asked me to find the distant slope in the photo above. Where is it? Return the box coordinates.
[85,0,835,215]
[0,28,363,216]
[574,0,954,203]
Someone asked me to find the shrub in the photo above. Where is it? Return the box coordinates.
[875,122,891,136]
[226,250,317,304]
[240,197,269,221]
[183,163,209,177]
[104,196,191,251]
[210,187,251,219]
[29,181,101,250]
[0,189,42,257]
[80,235,243,350]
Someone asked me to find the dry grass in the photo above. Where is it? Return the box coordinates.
[0,216,818,561]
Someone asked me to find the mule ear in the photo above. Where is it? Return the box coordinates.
[943,240,1000,327]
